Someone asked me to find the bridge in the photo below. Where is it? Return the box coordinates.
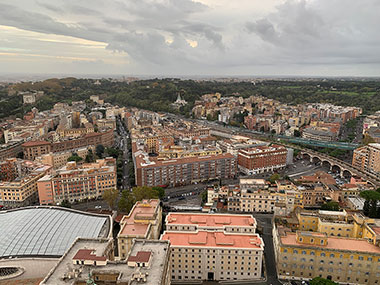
[297,148,380,187]
[207,123,380,187]
[277,135,359,150]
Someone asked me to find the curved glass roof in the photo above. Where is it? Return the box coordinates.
[0,207,110,257]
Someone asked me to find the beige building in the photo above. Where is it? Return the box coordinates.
[352,143,380,177]
[41,238,170,285]
[0,158,51,208]
[35,146,94,169]
[117,199,162,259]
[161,212,264,282]
[208,179,303,214]
[161,230,264,282]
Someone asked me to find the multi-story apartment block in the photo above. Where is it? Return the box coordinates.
[273,210,380,284]
[0,140,23,161]
[117,199,162,259]
[37,158,116,205]
[0,158,51,208]
[208,179,303,214]
[352,143,380,178]
[41,238,170,285]
[22,130,114,160]
[35,146,95,169]
[237,144,287,175]
[134,149,237,187]
[161,229,264,282]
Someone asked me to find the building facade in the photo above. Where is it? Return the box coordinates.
[161,229,264,282]
[0,158,51,208]
[37,158,116,205]
[238,145,287,175]
[352,143,380,178]
[22,130,114,160]
[135,152,237,187]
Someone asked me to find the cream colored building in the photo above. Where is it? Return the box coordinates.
[161,229,264,282]
[117,199,162,259]
[35,146,94,169]
[0,159,51,208]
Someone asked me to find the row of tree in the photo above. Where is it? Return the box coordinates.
[102,186,165,213]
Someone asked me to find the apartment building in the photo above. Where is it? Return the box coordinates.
[0,140,23,161]
[41,238,170,285]
[237,144,287,175]
[352,143,380,177]
[35,146,95,169]
[135,150,237,187]
[22,130,114,160]
[161,230,264,282]
[0,158,51,208]
[273,226,380,284]
[117,199,162,259]
[37,158,116,205]
[208,179,303,214]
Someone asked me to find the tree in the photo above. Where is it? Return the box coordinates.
[294,130,301,137]
[60,199,71,208]
[96,144,105,158]
[201,190,208,204]
[131,186,160,201]
[321,201,340,211]
[152,186,165,199]
[85,149,96,163]
[102,188,119,210]
[360,190,380,218]
[118,190,134,213]
[269,174,281,184]
[310,277,338,285]
[67,153,83,162]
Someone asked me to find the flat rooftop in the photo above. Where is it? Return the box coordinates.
[281,233,380,254]
[41,239,170,285]
[166,213,256,228]
[161,230,263,249]
[119,199,159,237]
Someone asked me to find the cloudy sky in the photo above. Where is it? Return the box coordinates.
[0,0,379,76]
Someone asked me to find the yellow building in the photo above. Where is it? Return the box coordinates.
[117,199,162,259]
[274,226,380,284]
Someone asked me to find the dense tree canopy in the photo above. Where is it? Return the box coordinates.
[1,78,380,119]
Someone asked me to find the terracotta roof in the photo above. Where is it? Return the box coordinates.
[281,233,380,254]
[161,231,263,249]
[72,249,107,261]
[127,251,152,263]
[166,213,256,228]
[22,140,51,147]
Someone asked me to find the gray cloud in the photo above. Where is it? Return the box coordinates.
[0,0,379,76]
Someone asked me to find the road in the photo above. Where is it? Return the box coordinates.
[116,117,130,190]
